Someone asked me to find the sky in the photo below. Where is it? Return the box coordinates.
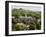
[11,4,41,11]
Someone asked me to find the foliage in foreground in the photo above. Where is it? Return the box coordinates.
[12,8,41,31]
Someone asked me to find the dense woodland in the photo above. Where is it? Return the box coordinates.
[12,8,41,31]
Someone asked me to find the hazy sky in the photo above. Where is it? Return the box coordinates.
[12,5,41,11]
